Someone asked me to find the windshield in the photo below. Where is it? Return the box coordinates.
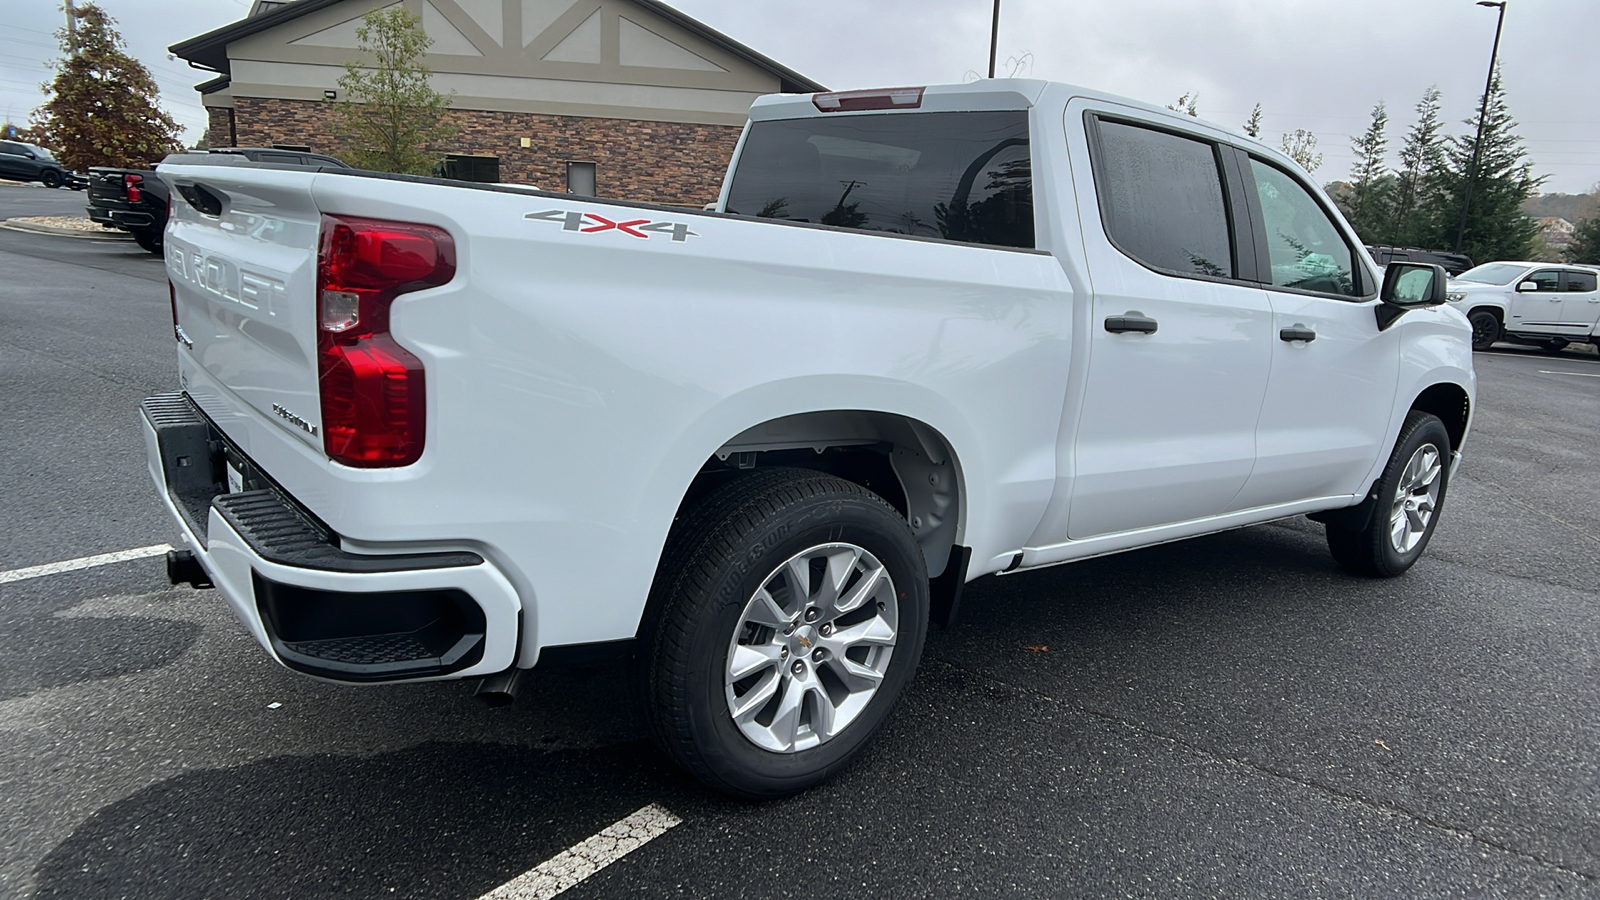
[26,144,56,161]
[1454,262,1528,286]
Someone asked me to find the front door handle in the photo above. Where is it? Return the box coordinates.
[1105,313,1158,334]
[1279,325,1317,343]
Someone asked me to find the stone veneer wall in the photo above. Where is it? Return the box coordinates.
[206,106,236,148]
[232,97,743,207]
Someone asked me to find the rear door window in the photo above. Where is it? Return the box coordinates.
[725,111,1034,249]
[1563,270,1597,293]
[1088,119,1234,279]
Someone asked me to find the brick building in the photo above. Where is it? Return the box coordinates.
[170,0,824,206]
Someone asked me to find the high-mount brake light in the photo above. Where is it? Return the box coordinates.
[124,173,143,204]
[315,214,455,468]
[811,87,925,113]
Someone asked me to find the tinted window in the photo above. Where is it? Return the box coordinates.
[1563,270,1596,293]
[1249,159,1359,296]
[1528,270,1561,292]
[726,111,1033,249]
[1092,120,1232,278]
[0,142,24,156]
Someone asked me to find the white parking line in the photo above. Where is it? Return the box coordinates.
[0,544,173,584]
[477,804,682,900]
[1537,370,1600,378]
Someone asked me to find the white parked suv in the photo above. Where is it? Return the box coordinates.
[1446,261,1600,351]
[142,80,1475,797]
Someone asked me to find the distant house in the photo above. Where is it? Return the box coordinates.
[1539,216,1576,252]
[170,0,825,206]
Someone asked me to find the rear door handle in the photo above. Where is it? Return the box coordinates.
[1279,325,1317,343]
[1105,313,1158,334]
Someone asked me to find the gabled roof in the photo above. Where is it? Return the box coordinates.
[170,0,826,93]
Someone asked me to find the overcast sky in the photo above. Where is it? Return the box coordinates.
[3,0,1596,194]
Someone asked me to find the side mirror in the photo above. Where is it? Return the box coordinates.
[1376,262,1447,330]
[22,150,35,159]
[1515,280,1539,292]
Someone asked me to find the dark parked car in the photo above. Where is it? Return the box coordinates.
[1366,245,1474,277]
[0,140,77,189]
[87,147,349,254]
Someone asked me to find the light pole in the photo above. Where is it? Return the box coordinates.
[1454,0,1507,253]
[987,0,1001,78]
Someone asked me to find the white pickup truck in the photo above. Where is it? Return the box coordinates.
[1444,260,1600,351]
[144,79,1475,797]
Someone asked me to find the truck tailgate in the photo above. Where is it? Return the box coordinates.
[162,165,325,452]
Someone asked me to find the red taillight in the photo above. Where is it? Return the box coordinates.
[168,278,179,341]
[811,87,925,112]
[316,214,455,467]
[124,173,143,204]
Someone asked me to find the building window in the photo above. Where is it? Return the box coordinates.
[567,161,596,197]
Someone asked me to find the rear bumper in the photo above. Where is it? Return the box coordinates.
[86,205,155,229]
[141,392,521,683]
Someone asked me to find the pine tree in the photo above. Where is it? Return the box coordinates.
[1391,87,1446,248]
[1568,217,1600,265]
[1342,103,1391,242]
[1242,104,1263,139]
[1280,129,1322,174]
[1434,68,1542,263]
[333,6,458,175]
[30,4,181,171]
[1167,93,1199,117]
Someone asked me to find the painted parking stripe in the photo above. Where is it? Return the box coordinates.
[1537,370,1600,378]
[0,544,172,584]
[478,804,682,900]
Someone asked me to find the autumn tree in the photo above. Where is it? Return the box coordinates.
[30,3,181,170]
[333,6,457,175]
[1391,86,1446,247]
[1341,103,1391,242]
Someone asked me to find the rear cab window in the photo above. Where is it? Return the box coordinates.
[725,110,1034,249]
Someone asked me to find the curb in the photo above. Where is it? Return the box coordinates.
[0,219,133,240]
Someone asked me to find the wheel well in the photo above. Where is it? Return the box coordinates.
[1410,383,1470,452]
[1466,305,1503,324]
[675,411,963,580]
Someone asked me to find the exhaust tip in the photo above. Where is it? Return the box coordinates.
[474,668,525,707]
[166,549,213,589]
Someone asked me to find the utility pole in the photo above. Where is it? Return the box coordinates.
[987,0,1001,78]
[1454,0,1508,253]
[65,0,78,56]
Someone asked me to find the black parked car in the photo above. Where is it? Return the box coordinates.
[1366,245,1474,277]
[87,147,349,254]
[0,140,77,189]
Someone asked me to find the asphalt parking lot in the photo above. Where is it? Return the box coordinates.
[2,181,1598,899]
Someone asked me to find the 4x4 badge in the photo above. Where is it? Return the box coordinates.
[525,209,698,243]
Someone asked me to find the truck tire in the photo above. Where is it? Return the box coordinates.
[641,467,929,798]
[133,229,163,254]
[1467,309,1500,351]
[41,169,62,189]
[1326,411,1451,578]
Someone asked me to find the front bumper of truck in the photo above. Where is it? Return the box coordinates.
[140,392,521,683]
